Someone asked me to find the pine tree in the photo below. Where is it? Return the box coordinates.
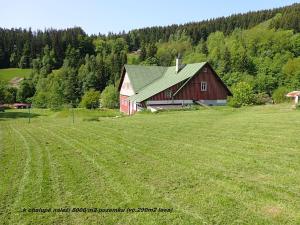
[18,42,31,68]
[139,44,147,61]
[63,45,80,68]
[40,45,56,76]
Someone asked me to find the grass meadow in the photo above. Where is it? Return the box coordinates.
[0,105,300,224]
[0,68,32,82]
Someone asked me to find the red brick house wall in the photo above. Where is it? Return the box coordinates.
[120,95,129,114]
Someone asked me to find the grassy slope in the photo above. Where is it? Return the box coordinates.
[0,105,299,224]
[0,68,32,82]
[127,53,139,64]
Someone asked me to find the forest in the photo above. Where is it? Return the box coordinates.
[0,3,299,108]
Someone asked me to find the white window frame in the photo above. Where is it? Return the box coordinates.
[164,89,172,99]
[201,81,207,91]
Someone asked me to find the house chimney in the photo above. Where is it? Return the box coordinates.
[176,54,182,73]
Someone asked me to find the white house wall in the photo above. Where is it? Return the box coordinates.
[120,72,135,96]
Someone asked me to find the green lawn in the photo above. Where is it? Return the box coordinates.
[0,105,300,224]
[0,68,32,82]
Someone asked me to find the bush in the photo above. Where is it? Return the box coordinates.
[228,82,256,107]
[80,89,101,109]
[48,92,64,110]
[0,82,17,104]
[101,85,119,109]
[16,79,35,102]
[227,96,241,108]
[255,92,271,105]
[32,91,48,108]
[272,86,290,103]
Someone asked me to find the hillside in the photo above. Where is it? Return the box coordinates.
[126,3,300,47]
[1,105,300,224]
[0,3,299,69]
[0,3,299,107]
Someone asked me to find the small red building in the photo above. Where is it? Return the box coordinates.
[118,58,232,115]
[13,103,31,109]
[286,91,300,105]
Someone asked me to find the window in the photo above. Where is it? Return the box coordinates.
[201,81,207,91]
[164,89,172,99]
[203,67,207,73]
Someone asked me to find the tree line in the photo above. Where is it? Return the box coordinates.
[0,27,95,69]
[124,3,300,49]
[0,3,299,108]
[1,3,299,69]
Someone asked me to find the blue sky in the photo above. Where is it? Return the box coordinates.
[1,0,298,34]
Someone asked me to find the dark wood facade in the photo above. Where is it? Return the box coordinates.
[146,64,231,102]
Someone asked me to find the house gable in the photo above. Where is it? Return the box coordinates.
[120,72,135,96]
[118,65,167,93]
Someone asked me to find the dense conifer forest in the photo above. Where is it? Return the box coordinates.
[0,3,299,108]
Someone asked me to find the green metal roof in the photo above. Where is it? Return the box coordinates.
[127,62,206,102]
[124,64,167,93]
